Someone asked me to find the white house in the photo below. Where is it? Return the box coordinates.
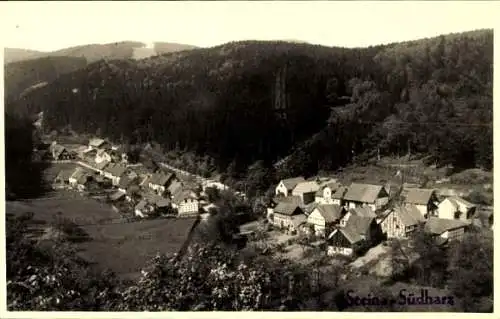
[173,190,200,217]
[314,182,341,205]
[437,196,477,222]
[292,181,321,205]
[327,215,377,257]
[403,188,439,218]
[307,204,345,237]
[95,149,112,164]
[88,138,110,150]
[425,217,469,243]
[275,177,305,197]
[343,183,389,211]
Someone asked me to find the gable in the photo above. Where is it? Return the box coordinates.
[308,209,325,222]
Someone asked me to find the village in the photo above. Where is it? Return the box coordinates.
[37,137,227,223]
[36,134,493,271]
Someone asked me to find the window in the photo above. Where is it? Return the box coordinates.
[393,217,397,222]
[454,211,461,219]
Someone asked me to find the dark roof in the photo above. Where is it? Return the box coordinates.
[332,186,348,199]
[274,202,302,216]
[314,204,343,223]
[89,138,106,147]
[425,217,469,235]
[105,163,127,177]
[344,183,386,203]
[54,169,73,182]
[173,189,197,205]
[404,188,436,205]
[110,191,126,201]
[341,215,374,243]
[118,175,137,189]
[149,172,174,186]
[349,206,376,218]
[291,214,307,228]
[280,177,305,191]
[393,205,425,226]
[275,195,303,207]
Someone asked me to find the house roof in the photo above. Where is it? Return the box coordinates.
[95,160,110,171]
[447,196,476,209]
[149,172,174,186]
[425,217,469,235]
[393,205,425,226]
[51,144,67,158]
[279,177,305,191]
[342,215,374,243]
[293,181,321,194]
[118,175,137,189]
[110,191,126,201]
[332,186,348,199]
[89,138,106,147]
[55,169,73,182]
[70,168,86,181]
[344,183,385,203]
[314,204,343,223]
[349,206,376,218]
[274,202,302,216]
[135,200,148,211]
[404,188,436,205]
[275,195,303,207]
[173,190,197,205]
[105,163,127,178]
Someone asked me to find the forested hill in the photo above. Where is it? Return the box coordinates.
[9,29,493,178]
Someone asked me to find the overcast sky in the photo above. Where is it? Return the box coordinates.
[0,1,498,52]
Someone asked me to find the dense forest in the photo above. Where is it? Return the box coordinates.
[7,30,493,183]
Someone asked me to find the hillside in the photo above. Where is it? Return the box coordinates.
[4,41,198,103]
[8,29,493,183]
[4,48,46,64]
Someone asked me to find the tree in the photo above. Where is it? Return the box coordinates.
[410,229,449,288]
[448,232,493,312]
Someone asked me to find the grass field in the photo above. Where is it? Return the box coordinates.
[6,191,120,225]
[78,217,199,279]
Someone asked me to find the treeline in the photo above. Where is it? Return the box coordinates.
[8,30,493,183]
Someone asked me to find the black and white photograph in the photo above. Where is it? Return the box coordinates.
[1,1,496,314]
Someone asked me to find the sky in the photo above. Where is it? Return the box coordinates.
[0,1,498,52]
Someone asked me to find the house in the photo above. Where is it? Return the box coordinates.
[275,177,305,197]
[307,204,345,237]
[339,206,376,227]
[173,190,200,218]
[292,181,321,205]
[75,173,94,192]
[289,214,308,235]
[268,202,305,231]
[167,180,183,197]
[53,169,74,189]
[148,172,176,195]
[110,146,129,163]
[94,160,110,175]
[327,215,378,257]
[343,183,389,211]
[95,149,112,164]
[314,182,341,205]
[134,200,155,218]
[437,196,477,222]
[50,144,72,160]
[403,188,439,218]
[380,205,425,239]
[88,138,110,150]
[425,217,469,243]
[69,168,87,188]
[331,186,348,206]
[118,175,138,194]
[104,163,127,186]
[109,190,126,203]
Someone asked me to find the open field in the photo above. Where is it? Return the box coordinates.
[6,190,120,225]
[78,217,199,279]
